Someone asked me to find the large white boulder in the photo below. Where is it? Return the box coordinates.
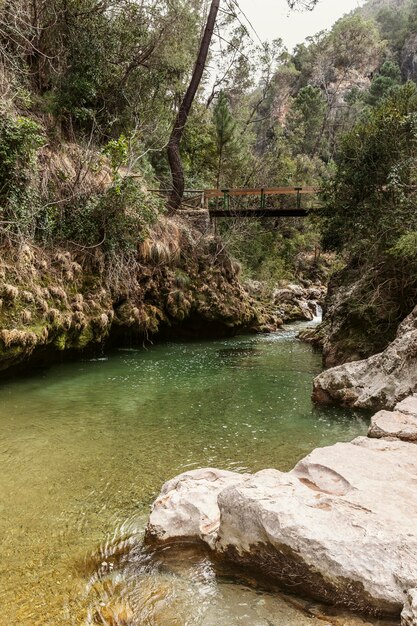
[145,438,417,619]
[312,306,417,410]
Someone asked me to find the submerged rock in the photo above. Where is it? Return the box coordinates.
[312,306,417,410]
[146,437,417,619]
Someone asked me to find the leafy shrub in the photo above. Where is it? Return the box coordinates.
[0,114,44,238]
[59,177,162,253]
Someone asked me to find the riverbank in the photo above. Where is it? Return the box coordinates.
[0,216,281,377]
[312,303,417,410]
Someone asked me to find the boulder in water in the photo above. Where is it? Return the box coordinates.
[312,306,417,410]
[146,437,417,619]
[145,468,248,549]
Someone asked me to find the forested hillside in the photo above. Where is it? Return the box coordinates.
[2,0,417,368]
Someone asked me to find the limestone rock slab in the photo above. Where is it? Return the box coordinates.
[396,395,417,417]
[402,589,417,626]
[146,438,417,618]
[368,409,417,442]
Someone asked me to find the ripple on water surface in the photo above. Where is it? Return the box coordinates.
[0,327,385,625]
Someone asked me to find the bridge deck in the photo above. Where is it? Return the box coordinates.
[209,208,310,217]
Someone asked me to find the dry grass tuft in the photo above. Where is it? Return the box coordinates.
[21,309,32,324]
[0,329,37,348]
[138,218,182,266]
[2,284,18,301]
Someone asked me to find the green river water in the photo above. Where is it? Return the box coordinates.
[0,324,397,625]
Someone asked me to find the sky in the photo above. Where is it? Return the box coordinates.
[237,0,367,52]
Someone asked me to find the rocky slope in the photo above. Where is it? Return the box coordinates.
[0,217,276,375]
[312,304,417,410]
[145,398,417,623]
[308,267,401,369]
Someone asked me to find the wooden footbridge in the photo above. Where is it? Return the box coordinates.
[149,186,319,217]
[204,186,318,217]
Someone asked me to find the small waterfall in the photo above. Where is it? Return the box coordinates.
[312,303,323,324]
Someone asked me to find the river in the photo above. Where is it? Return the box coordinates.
[0,323,396,625]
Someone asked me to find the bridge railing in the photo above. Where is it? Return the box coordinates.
[203,186,319,214]
[147,186,320,214]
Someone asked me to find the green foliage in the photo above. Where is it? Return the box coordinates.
[375,5,408,52]
[214,91,237,150]
[0,114,45,237]
[320,82,417,319]
[321,82,417,256]
[330,15,382,70]
[103,135,129,174]
[103,134,129,191]
[286,86,326,156]
[0,115,44,199]
[180,105,217,188]
[220,218,320,285]
[390,231,417,259]
[1,0,204,140]
[213,91,238,187]
[408,0,417,32]
[59,178,160,253]
[366,61,402,105]
[0,110,161,252]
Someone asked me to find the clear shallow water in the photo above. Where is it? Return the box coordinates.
[0,325,388,625]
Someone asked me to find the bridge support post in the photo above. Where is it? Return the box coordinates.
[295,187,302,211]
[222,189,229,212]
[260,188,265,211]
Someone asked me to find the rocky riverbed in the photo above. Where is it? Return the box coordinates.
[145,397,417,624]
[245,280,326,325]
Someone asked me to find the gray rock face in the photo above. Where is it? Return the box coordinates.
[146,438,417,618]
[312,306,417,410]
[318,268,396,368]
[368,394,417,442]
[402,34,417,82]
[396,395,417,416]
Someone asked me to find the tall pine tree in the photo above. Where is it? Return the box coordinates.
[213,91,237,188]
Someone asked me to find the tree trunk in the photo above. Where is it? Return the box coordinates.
[167,0,220,213]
